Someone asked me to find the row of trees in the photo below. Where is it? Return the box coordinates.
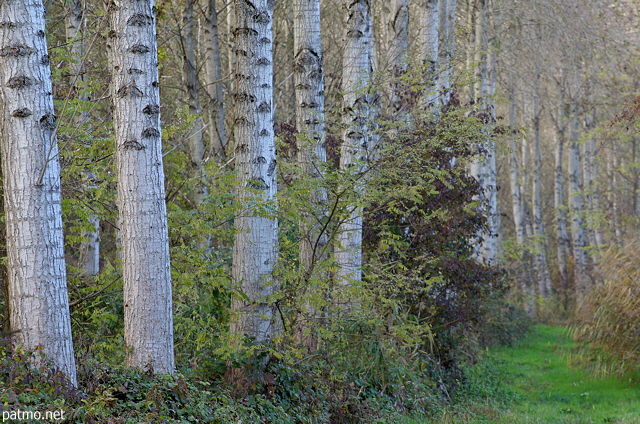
[1,0,635,388]
[0,0,173,385]
[1,0,476,385]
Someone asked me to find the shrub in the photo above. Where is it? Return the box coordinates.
[568,240,640,379]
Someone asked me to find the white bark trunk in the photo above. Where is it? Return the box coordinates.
[438,0,456,106]
[485,0,500,262]
[293,0,327,350]
[108,0,174,373]
[569,110,589,300]
[230,0,279,346]
[380,0,408,115]
[182,0,206,170]
[335,0,374,288]
[203,0,226,157]
[0,0,77,384]
[508,89,525,246]
[554,120,569,304]
[531,93,552,297]
[415,0,439,108]
[610,148,623,246]
[583,110,603,259]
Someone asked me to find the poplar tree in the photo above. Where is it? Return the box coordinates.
[335,0,374,288]
[293,0,327,349]
[108,0,174,373]
[0,0,77,384]
[228,0,279,378]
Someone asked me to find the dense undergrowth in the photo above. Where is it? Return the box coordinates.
[0,299,529,423]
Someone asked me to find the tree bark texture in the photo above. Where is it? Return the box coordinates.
[293,0,327,350]
[554,124,570,306]
[108,0,174,374]
[380,0,408,115]
[181,0,206,170]
[531,93,552,297]
[0,0,77,384]
[203,0,227,157]
[438,0,456,106]
[335,0,374,287]
[569,110,589,301]
[230,0,279,348]
[414,0,438,108]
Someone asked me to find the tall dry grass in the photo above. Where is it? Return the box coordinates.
[568,240,640,378]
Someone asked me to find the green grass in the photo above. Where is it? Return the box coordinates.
[404,325,640,423]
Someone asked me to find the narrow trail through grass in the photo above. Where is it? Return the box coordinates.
[407,325,640,423]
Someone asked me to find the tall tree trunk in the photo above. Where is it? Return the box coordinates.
[416,0,439,108]
[202,0,227,157]
[554,105,570,308]
[485,0,500,262]
[508,88,533,315]
[464,0,475,104]
[469,0,499,264]
[0,0,77,384]
[293,0,327,351]
[583,109,603,261]
[380,0,408,116]
[108,0,174,373]
[66,0,101,277]
[569,108,589,301]
[531,92,552,297]
[225,0,235,151]
[509,89,525,247]
[610,148,623,247]
[335,0,374,289]
[438,0,456,106]
[228,0,279,379]
[181,0,206,173]
[181,0,213,252]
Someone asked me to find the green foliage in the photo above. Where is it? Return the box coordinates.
[568,241,640,379]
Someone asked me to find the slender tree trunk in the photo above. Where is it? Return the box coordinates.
[554,110,569,307]
[225,0,235,150]
[335,0,374,289]
[0,0,77,384]
[465,0,475,104]
[531,93,552,297]
[181,0,206,172]
[485,0,500,261]
[66,0,101,277]
[569,108,589,301]
[293,0,327,351]
[380,0,408,116]
[469,0,498,264]
[508,88,532,315]
[438,0,456,106]
[509,89,525,246]
[591,127,604,251]
[108,0,174,373]
[610,148,623,247]
[203,0,227,157]
[228,0,279,380]
[416,0,439,108]
[583,110,603,261]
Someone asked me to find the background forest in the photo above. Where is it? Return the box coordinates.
[0,0,639,422]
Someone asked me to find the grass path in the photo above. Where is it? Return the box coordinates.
[407,325,640,424]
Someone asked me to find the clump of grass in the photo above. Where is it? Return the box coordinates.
[568,240,640,379]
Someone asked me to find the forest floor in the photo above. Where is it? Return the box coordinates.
[402,325,640,424]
